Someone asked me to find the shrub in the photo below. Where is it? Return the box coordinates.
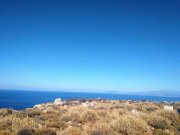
[68,127,82,135]
[47,121,67,129]
[153,110,179,123]
[172,121,180,132]
[26,109,41,117]
[0,109,13,116]
[0,120,12,130]
[111,115,151,135]
[154,129,172,135]
[34,128,56,135]
[16,111,28,119]
[147,116,170,130]
[145,105,159,112]
[177,109,180,114]
[60,114,71,122]
[17,128,34,135]
[91,130,103,135]
[97,110,107,118]
[92,122,114,135]
[67,112,81,123]
[81,109,98,123]
[4,115,39,132]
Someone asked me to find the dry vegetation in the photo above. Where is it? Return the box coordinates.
[0,100,180,135]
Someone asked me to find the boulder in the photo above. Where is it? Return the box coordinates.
[33,104,42,108]
[81,102,95,108]
[81,102,88,107]
[54,98,62,105]
[89,102,95,108]
[131,109,139,115]
[163,105,173,111]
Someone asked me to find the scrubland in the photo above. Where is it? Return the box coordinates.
[0,99,180,135]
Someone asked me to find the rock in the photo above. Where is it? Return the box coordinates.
[163,105,173,111]
[81,102,95,108]
[89,102,95,108]
[33,104,42,108]
[131,109,139,115]
[54,98,62,105]
[45,103,52,106]
[81,102,88,107]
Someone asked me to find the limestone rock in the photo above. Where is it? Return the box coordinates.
[54,98,62,105]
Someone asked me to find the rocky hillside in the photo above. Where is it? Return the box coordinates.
[0,98,180,135]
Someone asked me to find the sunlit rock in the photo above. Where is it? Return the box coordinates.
[33,104,42,108]
[54,98,62,105]
[163,105,173,111]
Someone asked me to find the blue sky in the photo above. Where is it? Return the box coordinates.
[0,0,180,92]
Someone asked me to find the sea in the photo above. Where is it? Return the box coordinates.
[0,89,180,110]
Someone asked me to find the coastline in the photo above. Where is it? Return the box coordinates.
[1,90,180,110]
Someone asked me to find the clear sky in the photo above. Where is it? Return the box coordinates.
[0,0,180,93]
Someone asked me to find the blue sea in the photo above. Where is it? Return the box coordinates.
[0,90,180,110]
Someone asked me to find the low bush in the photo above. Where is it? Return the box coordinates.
[16,111,28,119]
[172,121,180,132]
[0,109,13,116]
[0,120,12,130]
[67,127,82,135]
[26,109,41,117]
[91,130,103,135]
[147,116,170,130]
[146,106,159,112]
[17,128,34,135]
[153,110,179,123]
[153,129,172,135]
[92,122,114,135]
[34,128,56,135]
[81,109,98,123]
[47,121,67,129]
[110,115,151,135]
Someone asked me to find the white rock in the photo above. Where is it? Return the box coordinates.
[81,102,88,107]
[73,101,80,104]
[164,106,173,111]
[33,104,42,108]
[45,103,52,106]
[42,110,47,113]
[54,98,62,105]
[131,109,139,115]
[89,102,95,108]
[68,121,72,125]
